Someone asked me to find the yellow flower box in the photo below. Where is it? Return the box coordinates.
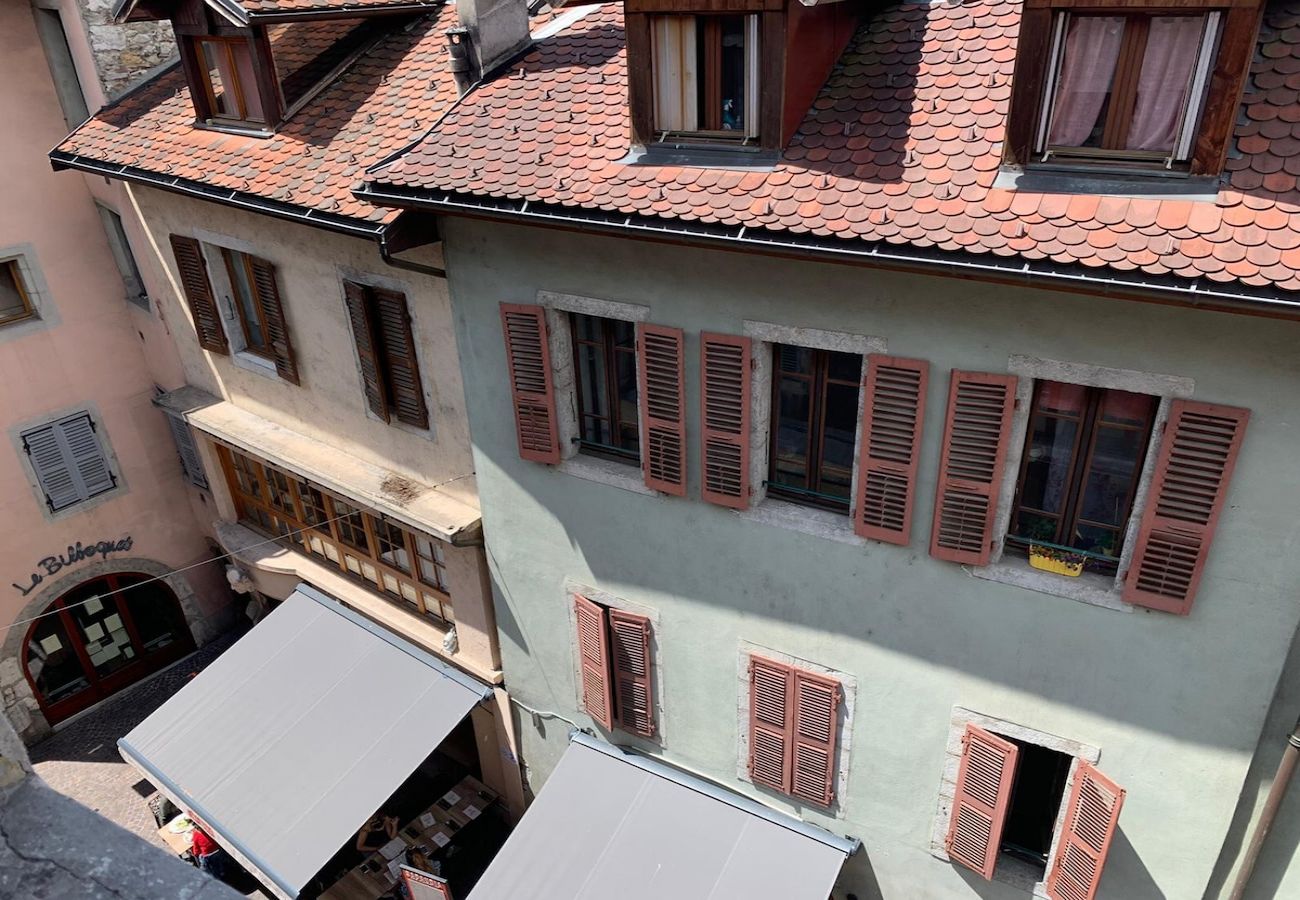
[1028,545,1084,577]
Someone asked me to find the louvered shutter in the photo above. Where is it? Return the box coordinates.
[59,415,115,500]
[168,235,227,354]
[343,281,389,422]
[247,256,299,385]
[501,303,560,464]
[700,333,751,508]
[1123,400,1248,615]
[372,288,429,429]
[609,609,654,737]
[945,724,1019,879]
[23,425,81,512]
[791,670,840,806]
[1045,763,1125,900]
[164,412,208,488]
[930,371,1018,565]
[748,656,793,793]
[855,355,929,544]
[574,594,614,729]
[637,323,686,495]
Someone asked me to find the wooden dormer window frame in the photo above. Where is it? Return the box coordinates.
[193,35,267,126]
[175,10,282,133]
[649,13,762,143]
[1004,0,1265,176]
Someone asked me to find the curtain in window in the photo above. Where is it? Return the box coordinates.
[653,17,698,132]
[1125,16,1205,152]
[1047,16,1125,147]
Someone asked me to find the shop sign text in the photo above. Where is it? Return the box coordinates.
[11,536,134,597]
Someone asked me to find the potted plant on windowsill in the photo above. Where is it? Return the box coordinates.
[1028,544,1086,577]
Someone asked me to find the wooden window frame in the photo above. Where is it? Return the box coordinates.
[192,34,265,126]
[570,312,641,464]
[767,345,862,514]
[1005,0,1264,175]
[0,260,35,326]
[222,248,274,361]
[647,12,760,142]
[217,445,454,625]
[1007,382,1156,571]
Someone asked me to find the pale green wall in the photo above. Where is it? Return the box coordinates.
[441,215,1300,900]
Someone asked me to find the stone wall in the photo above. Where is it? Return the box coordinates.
[77,0,176,99]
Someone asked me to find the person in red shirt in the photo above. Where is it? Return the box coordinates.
[191,823,228,882]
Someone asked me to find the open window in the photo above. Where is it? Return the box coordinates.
[0,259,35,326]
[650,14,760,143]
[571,313,640,464]
[192,35,267,127]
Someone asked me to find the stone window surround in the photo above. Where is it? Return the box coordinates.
[192,229,289,384]
[536,290,655,496]
[928,706,1102,897]
[734,640,857,819]
[0,245,60,344]
[336,266,437,439]
[972,355,1195,612]
[563,578,666,748]
[7,401,128,523]
[736,321,887,544]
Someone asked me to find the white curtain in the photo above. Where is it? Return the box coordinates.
[1047,16,1125,147]
[1125,16,1205,151]
[652,17,697,133]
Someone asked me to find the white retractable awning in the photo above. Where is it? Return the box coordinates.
[118,584,490,899]
[467,733,858,900]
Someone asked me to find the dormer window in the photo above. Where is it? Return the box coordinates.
[1036,12,1219,168]
[651,14,760,141]
[195,36,266,126]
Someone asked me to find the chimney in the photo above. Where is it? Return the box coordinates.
[454,0,531,82]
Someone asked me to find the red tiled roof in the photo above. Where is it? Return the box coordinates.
[237,0,440,17]
[54,8,461,228]
[369,0,1300,296]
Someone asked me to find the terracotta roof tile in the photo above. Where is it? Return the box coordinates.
[55,7,462,227]
[368,0,1300,297]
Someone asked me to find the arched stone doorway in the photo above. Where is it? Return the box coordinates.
[22,572,196,725]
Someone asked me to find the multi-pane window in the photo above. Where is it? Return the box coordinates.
[97,207,148,309]
[651,14,760,140]
[1,260,35,326]
[194,37,266,125]
[1038,12,1220,165]
[222,249,274,359]
[1008,382,1157,569]
[571,313,640,462]
[768,345,862,512]
[219,446,453,624]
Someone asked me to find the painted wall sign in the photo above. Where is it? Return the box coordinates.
[11,536,134,597]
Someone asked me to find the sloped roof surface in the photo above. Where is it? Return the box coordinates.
[238,0,440,16]
[370,0,1300,294]
[54,8,461,226]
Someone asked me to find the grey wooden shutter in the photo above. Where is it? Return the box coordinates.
[343,281,389,422]
[164,412,208,488]
[169,235,227,354]
[23,413,116,512]
[372,288,429,429]
[247,256,299,385]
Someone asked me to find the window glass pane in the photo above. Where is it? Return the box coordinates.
[611,319,635,349]
[1073,522,1124,559]
[826,350,862,383]
[1020,415,1079,519]
[1078,425,1146,527]
[225,251,266,351]
[819,381,858,500]
[334,500,369,551]
[229,42,265,122]
[232,452,263,498]
[1047,16,1125,148]
[573,313,604,343]
[773,375,811,488]
[615,349,640,454]
[718,15,747,132]
[375,519,411,573]
[1125,16,1205,152]
[268,468,294,513]
[0,262,30,321]
[777,345,813,375]
[296,480,327,526]
[67,595,137,679]
[577,343,610,445]
[200,41,237,118]
[120,575,188,654]
[26,615,90,704]
[1036,382,1087,415]
[1100,389,1154,426]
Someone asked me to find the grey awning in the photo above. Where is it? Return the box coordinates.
[118,584,490,899]
[467,733,857,900]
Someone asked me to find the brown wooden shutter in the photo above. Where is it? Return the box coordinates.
[930,371,1018,565]
[748,655,793,794]
[637,323,686,495]
[168,235,227,354]
[247,256,299,385]
[343,281,389,422]
[1045,763,1125,900]
[573,594,613,730]
[700,332,751,508]
[500,303,560,464]
[855,355,929,544]
[372,288,429,429]
[945,723,1019,880]
[791,670,840,807]
[1123,400,1248,615]
[609,609,654,737]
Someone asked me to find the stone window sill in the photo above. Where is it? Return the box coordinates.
[971,554,1131,613]
[738,496,863,546]
[557,453,656,496]
[230,349,288,383]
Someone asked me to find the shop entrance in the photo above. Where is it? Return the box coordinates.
[22,572,196,724]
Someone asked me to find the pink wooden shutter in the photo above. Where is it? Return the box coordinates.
[1045,763,1126,900]
[1123,400,1249,615]
[748,655,793,793]
[854,355,929,544]
[929,371,1018,566]
[609,609,655,737]
[945,723,1019,879]
[573,594,613,729]
[700,333,751,508]
[637,323,687,495]
[500,304,560,464]
[791,670,840,806]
